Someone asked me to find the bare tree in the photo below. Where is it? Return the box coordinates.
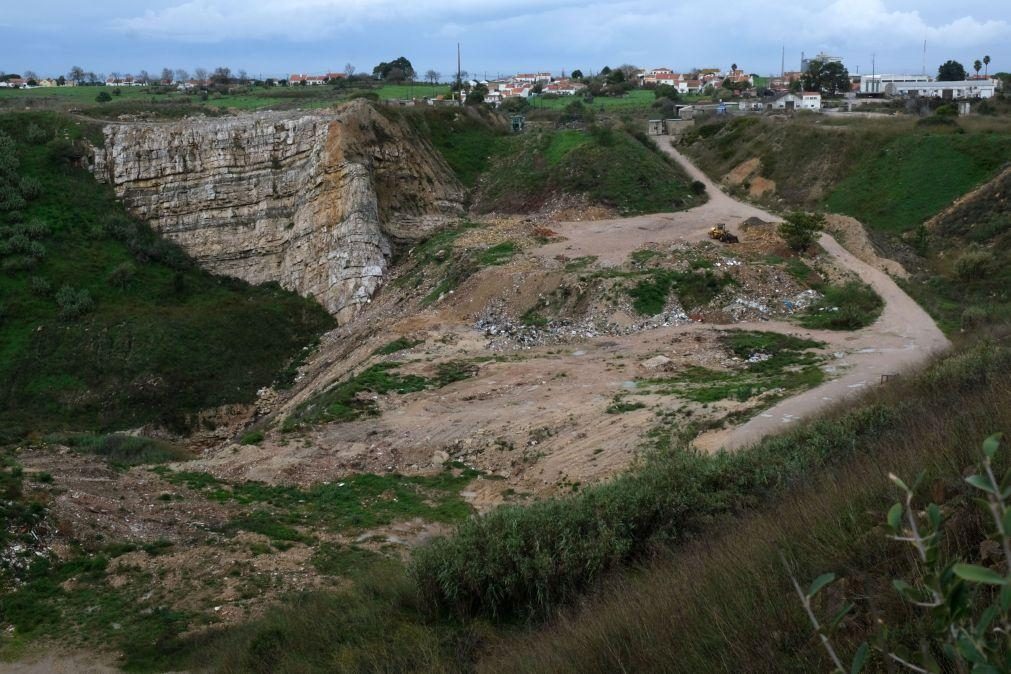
[425,69,441,85]
[237,69,249,84]
[109,71,122,83]
[161,67,174,83]
[68,66,85,84]
[23,70,38,82]
[175,68,189,83]
[193,67,208,84]
[343,62,356,78]
[137,70,151,84]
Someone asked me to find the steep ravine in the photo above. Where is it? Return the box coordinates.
[89,100,465,321]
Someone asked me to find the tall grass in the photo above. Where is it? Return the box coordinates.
[480,341,1011,672]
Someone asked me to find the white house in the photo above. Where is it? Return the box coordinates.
[768,91,822,111]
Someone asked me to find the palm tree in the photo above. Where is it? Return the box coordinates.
[731,62,738,73]
[983,55,991,77]
[974,59,983,78]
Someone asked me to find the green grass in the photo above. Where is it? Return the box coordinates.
[407,108,507,188]
[825,132,1011,233]
[476,240,518,266]
[477,127,702,216]
[640,331,826,404]
[157,465,480,532]
[0,112,333,441]
[289,360,477,427]
[373,337,423,356]
[627,269,734,315]
[798,280,884,330]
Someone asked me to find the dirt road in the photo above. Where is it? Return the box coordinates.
[540,140,950,452]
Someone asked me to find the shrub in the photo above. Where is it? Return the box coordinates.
[24,123,49,145]
[240,430,265,445]
[778,211,825,251]
[28,275,51,295]
[953,249,994,281]
[960,306,987,330]
[51,433,190,466]
[798,281,884,330]
[55,285,95,320]
[19,177,43,201]
[106,261,137,290]
[95,91,112,103]
[690,180,706,195]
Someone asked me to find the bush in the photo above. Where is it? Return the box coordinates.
[690,180,706,195]
[19,177,42,200]
[106,261,137,290]
[240,430,265,445]
[51,433,190,466]
[798,281,884,330]
[28,275,51,295]
[960,306,987,330]
[953,249,994,281]
[95,91,112,103]
[778,211,825,251]
[55,285,94,320]
[24,123,49,145]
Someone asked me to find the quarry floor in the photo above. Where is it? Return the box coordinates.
[183,142,950,506]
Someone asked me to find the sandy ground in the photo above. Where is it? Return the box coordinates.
[540,141,949,451]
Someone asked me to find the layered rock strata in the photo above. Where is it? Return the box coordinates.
[90,99,464,321]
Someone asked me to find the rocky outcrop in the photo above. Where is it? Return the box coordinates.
[90,100,465,321]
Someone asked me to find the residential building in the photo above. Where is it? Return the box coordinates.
[513,72,552,84]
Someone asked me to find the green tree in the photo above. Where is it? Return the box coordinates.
[570,69,584,80]
[937,59,967,81]
[983,55,991,77]
[802,60,850,96]
[372,57,415,81]
[95,91,112,103]
[778,211,824,251]
[654,84,680,101]
[974,59,983,77]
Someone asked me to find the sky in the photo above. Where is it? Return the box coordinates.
[3,0,1009,80]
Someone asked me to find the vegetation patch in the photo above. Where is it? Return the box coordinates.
[156,466,480,532]
[640,331,825,404]
[798,280,884,330]
[46,433,191,467]
[373,337,423,356]
[626,269,734,316]
[477,127,701,216]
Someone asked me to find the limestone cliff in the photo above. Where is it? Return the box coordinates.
[90,100,465,321]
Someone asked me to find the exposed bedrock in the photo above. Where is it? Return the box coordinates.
[90,99,465,321]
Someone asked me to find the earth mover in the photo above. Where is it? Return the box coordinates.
[709,223,739,244]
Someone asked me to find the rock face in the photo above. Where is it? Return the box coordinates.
[90,100,465,321]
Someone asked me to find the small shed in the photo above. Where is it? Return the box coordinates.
[511,115,526,132]
[648,119,664,135]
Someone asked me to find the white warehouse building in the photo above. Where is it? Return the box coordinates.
[892,79,997,99]
[860,74,931,94]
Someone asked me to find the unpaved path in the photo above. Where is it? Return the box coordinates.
[541,141,950,452]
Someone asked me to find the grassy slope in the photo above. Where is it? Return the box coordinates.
[0,112,333,440]
[826,130,1011,233]
[476,127,702,215]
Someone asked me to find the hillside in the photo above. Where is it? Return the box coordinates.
[680,114,1011,332]
[0,112,333,441]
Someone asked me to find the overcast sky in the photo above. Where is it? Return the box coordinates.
[3,1,1009,79]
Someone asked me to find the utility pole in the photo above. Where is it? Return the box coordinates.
[871,52,876,94]
[922,40,927,76]
[781,45,785,78]
[456,42,462,103]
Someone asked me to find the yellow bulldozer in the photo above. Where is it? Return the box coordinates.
[708,223,739,244]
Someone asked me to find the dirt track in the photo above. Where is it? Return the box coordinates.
[540,141,950,451]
